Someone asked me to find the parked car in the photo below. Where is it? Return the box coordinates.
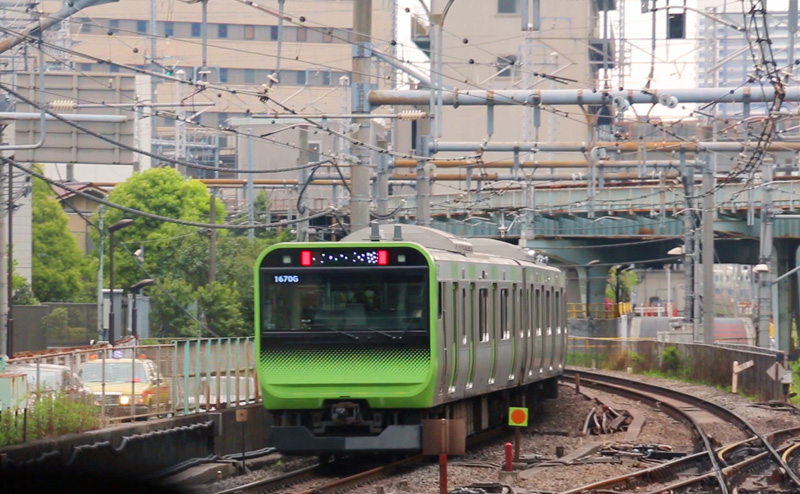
[4,363,93,405]
[78,357,171,419]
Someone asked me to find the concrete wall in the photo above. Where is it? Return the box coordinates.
[0,403,271,477]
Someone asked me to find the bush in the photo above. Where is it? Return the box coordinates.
[661,346,681,376]
[0,393,102,447]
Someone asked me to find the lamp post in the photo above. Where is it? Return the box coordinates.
[664,245,688,317]
[108,219,134,345]
[129,279,155,338]
[584,260,600,318]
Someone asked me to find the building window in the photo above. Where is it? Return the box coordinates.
[270,26,279,40]
[322,30,333,43]
[110,64,120,73]
[244,25,255,40]
[80,63,93,72]
[79,18,91,33]
[219,68,228,83]
[218,24,228,38]
[306,69,331,86]
[497,0,520,13]
[296,27,307,42]
[191,23,201,37]
[244,69,255,84]
[497,55,517,77]
[296,70,306,85]
[164,21,174,37]
[137,20,148,33]
[109,19,119,34]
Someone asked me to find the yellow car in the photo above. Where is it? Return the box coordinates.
[79,357,171,419]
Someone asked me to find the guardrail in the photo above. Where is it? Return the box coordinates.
[568,302,633,320]
[3,337,259,422]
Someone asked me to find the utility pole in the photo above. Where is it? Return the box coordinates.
[246,129,254,240]
[701,154,715,344]
[209,190,216,284]
[350,0,372,232]
[758,163,775,347]
[6,156,12,357]
[0,160,6,357]
[96,206,104,338]
[298,128,309,241]
[175,70,187,175]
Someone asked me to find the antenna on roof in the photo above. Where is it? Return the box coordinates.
[370,221,381,241]
[393,221,403,241]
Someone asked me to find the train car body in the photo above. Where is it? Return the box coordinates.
[255,225,566,454]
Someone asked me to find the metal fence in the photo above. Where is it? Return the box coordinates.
[567,337,788,402]
[6,337,258,422]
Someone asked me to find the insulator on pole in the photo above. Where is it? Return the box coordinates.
[49,99,77,111]
[397,110,427,121]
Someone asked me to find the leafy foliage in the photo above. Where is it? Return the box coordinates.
[0,394,101,447]
[661,346,681,376]
[31,174,87,301]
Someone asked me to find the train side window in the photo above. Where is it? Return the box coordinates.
[478,288,489,342]
[438,282,443,318]
[461,286,467,344]
[546,289,551,329]
[500,288,509,339]
[554,290,560,329]
[535,288,541,331]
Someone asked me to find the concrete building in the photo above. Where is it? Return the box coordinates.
[410,0,602,172]
[32,0,395,181]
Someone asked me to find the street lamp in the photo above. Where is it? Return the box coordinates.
[584,260,600,318]
[108,219,135,345]
[129,279,156,338]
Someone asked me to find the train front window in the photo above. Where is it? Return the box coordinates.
[261,267,429,341]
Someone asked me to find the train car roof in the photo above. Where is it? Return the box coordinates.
[342,224,475,255]
[342,225,555,269]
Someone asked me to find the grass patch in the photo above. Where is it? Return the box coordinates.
[0,393,102,447]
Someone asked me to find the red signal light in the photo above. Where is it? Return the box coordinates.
[300,250,312,266]
[378,250,388,265]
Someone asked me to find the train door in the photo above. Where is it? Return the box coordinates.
[494,285,513,387]
[532,285,544,379]
[559,287,568,370]
[545,286,553,374]
[536,285,550,379]
[551,288,562,373]
[472,281,492,394]
[447,282,458,395]
[518,277,530,385]
[437,281,449,396]
[454,280,471,396]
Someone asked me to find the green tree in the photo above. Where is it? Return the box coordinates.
[148,277,200,337]
[197,282,246,337]
[31,175,86,301]
[96,167,225,290]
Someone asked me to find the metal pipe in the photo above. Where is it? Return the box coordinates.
[0,0,117,55]
[393,159,687,168]
[372,50,436,88]
[0,32,46,151]
[432,140,800,153]
[0,112,127,122]
[369,86,800,107]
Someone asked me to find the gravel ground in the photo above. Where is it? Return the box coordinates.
[190,369,800,494]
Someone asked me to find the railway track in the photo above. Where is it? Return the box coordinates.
[561,369,800,493]
[212,428,504,494]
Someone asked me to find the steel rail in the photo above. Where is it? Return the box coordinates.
[562,370,800,492]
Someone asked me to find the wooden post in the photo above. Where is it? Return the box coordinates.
[439,419,447,494]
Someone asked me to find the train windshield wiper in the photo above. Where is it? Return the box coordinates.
[308,324,359,340]
[359,326,399,340]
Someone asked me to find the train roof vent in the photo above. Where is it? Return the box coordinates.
[342,225,474,254]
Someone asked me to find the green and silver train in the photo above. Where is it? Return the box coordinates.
[254,225,566,454]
